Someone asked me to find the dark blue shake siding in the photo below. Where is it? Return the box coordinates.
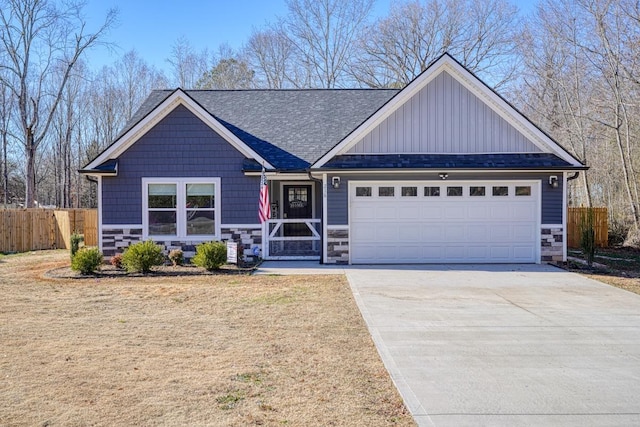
[327,172,564,225]
[102,105,259,225]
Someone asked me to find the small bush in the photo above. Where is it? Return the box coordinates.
[121,240,165,273]
[110,253,123,269]
[192,241,227,271]
[70,232,83,259]
[580,208,596,266]
[71,247,103,275]
[168,249,184,266]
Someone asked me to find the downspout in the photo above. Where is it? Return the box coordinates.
[567,172,580,181]
[307,169,324,264]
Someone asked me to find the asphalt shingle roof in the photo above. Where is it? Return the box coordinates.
[121,89,399,170]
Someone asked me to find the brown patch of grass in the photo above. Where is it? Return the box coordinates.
[583,274,640,296]
[0,250,414,426]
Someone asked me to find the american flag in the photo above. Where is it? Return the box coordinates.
[258,166,270,223]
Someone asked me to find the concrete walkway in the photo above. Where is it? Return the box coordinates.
[254,260,350,275]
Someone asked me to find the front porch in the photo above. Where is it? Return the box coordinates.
[262,179,322,260]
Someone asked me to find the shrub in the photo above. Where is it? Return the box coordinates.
[168,249,184,266]
[192,241,227,271]
[121,240,165,273]
[580,208,596,266]
[110,253,123,269]
[71,247,103,275]
[70,232,84,259]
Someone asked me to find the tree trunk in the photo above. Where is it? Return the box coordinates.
[25,128,36,208]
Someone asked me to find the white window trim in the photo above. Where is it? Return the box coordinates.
[142,177,221,240]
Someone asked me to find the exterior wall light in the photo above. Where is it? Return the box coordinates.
[332,176,341,189]
[439,173,448,180]
[549,175,559,188]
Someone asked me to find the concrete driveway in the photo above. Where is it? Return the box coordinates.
[345,264,640,427]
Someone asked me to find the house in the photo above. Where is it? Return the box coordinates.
[80,54,586,264]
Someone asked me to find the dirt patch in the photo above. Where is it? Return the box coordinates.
[0,250,414,426]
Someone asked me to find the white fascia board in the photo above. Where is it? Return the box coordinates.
[309,168,582,175]
[85,89,274,171]
[312,55,583,168]
[244,172,312,180]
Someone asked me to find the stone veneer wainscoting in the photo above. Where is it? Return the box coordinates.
[541,226,564,263]
[220,227,262,261]
[101,226,262,262]
[102,227,143,258]
[326,228,349,264]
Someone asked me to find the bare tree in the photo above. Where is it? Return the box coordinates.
[0,77,14,206]
[0,0,116,207]
[351,0,521,89]
[284,0,374,88]
[166,36,212,89]
[244,25,298,88]
[516,0,640,243]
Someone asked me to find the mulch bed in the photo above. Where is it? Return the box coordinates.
[45,261,261,279]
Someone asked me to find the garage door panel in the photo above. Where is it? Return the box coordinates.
[350,181,539,264]
[467,245,490,260]
[376,206,398,219]
[489,225,511,241]
[376,225,400,241]
[444,246,467,260]
[513,224,536,240]
[421,206,442,219]
[444,206,466,219]
[467,225,489,241]
[422,225,445,240]
[444,225,466,242]
[398,225,421,241]
[352,206,375,220]
[513,246,535,260]
[512,204,537,221]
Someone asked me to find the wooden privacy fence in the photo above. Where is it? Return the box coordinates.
[0,209,98,253]
[567,207,608,248]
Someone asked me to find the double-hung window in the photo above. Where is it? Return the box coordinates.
[143,178,221,239]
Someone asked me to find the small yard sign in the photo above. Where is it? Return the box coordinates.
[226,241,238,264]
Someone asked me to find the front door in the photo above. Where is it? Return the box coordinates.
[283,185,312,236]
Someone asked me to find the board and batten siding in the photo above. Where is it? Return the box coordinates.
[346,71,541,155]
[101,105,259,225]
[327,173,563,225]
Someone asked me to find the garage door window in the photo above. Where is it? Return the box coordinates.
[379,187,395,197]
[516,186,531,196]
[470,186,486,197]
[356,186,372,197]
[447,186,463,197]
[424,186,440,197]
[492,186,509,196]
[401,186,417,197]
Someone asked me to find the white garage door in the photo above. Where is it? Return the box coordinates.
[350,181,539,264]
